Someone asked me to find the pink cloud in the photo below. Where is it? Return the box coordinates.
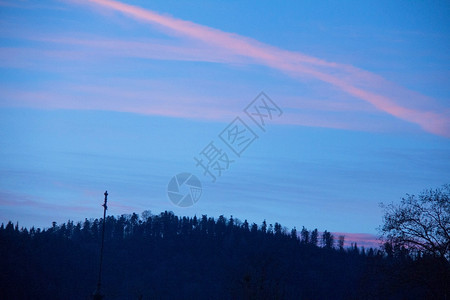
[1,81,411,133]
[75,0,449,137]
[0,190,92,213]
[0,39,246,67]
[0,84,239,121]
[38,36,247,64]
[333,232,382,249]
[108,201,140,212]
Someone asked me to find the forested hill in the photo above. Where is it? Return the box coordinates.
[1,211,448,299]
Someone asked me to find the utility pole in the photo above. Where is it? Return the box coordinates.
[93,191,108,300]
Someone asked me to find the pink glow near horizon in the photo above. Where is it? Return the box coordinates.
[81,0,449,137]
[0,189,381,248]
[0,191,92,213]
[333,232,382,249]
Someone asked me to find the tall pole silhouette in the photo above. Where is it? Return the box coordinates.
[93,191,108,300]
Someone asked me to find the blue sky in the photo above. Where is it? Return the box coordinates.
[1,0,449,247]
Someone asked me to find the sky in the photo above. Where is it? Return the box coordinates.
[1,0,449,248]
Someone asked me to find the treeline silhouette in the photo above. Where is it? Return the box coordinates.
[0,211,448,299]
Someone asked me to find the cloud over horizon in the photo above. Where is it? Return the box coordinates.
[68,0,450,137]
[0,0,448,137]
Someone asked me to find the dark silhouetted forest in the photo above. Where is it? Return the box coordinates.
[1,211,449,299]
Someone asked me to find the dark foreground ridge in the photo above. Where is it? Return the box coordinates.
[1,211,449,299]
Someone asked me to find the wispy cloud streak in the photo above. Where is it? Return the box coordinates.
[0,191,91,213]
[77,0,449,137]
